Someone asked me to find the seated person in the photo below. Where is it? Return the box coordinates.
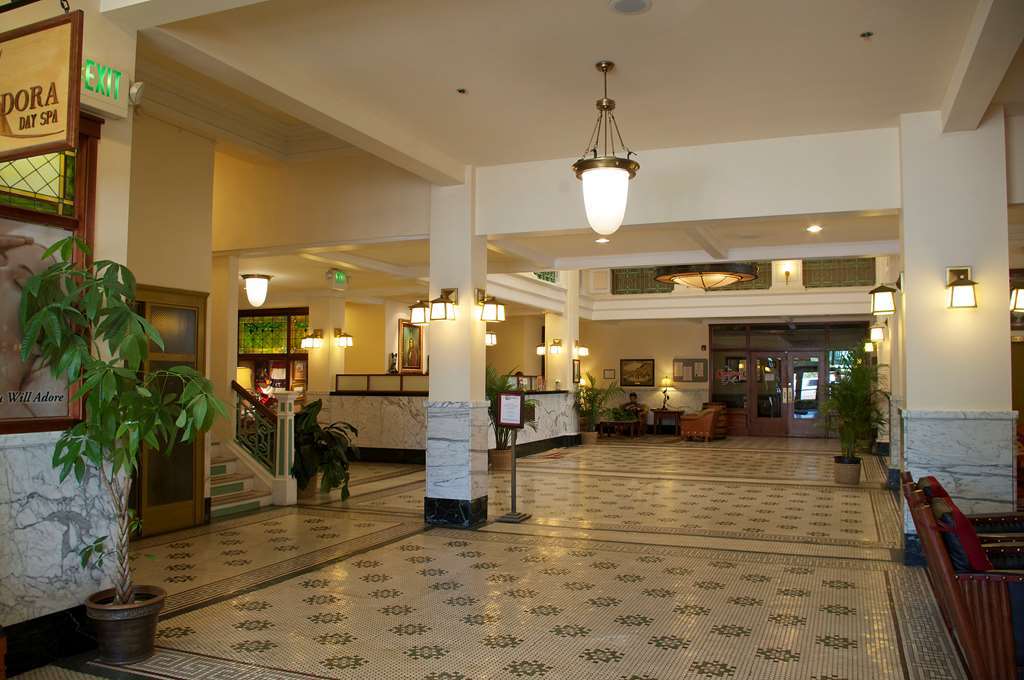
[622,393,646,419]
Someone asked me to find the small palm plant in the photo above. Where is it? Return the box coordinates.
[574,372,623,432]
[19,236,226,605]
[821,348,886,461]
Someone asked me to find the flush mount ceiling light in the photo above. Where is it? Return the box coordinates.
[654,263,758,291]
[806,224,823,234]
[595,238,610,244]
[572,61,639,237]
[609,0,652,14]
[409,299,431,326]
[241,274,271,307]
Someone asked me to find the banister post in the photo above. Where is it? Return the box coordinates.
[272,391,297,505]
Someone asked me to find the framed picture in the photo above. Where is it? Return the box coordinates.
[673,358,709,383]
[603,368,616,380]
[620,358,655,387]
[398,319,424,373]
[572,359,581,384]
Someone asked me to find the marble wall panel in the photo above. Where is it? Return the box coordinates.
[425,401,489,502]
[311,393,427,450]
[487,392,579,448]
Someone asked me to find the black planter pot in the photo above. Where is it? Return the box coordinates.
[85,585,165,665]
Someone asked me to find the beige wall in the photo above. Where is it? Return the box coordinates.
[579,318,710,413]
[212,148,431,252]
[345,303,386,373]
[127,113,215,292]
[485,315,544,376]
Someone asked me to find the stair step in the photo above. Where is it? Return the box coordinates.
[209,455,236,477]
[210,489,271,519]
[210,473,254,497]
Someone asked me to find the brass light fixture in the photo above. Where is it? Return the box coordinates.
[476,290,506,322]
[485,332,498,347]
[548,339,564,355]
[409,299,430,326]
[430,288,458,321]
[1011,285,1024,312]
[536,343,547,356]
[869,323,885,343]
[574,341,590,358]
[300,329,323,350]
[869,284,897,316]
[572,61,639,237]
[654,263,758,291]
[241,274,271,307]
[946,267,977,309]
[334,329,353,348]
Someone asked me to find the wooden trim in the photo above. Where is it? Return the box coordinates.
[397,319,424,374]
[231,380,277,421]
[238,307,308,317]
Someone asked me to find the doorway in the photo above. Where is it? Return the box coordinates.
[748,351,826,437]
[134,286,208,536]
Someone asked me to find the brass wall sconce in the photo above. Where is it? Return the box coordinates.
[334,329,353,348]
[548,339,563,355]
[409,299,430,326]
[475,289,506,322]
[946,267,977,309]
[430,288,458,321]
[300,328,323,350]
[485,332,497,347]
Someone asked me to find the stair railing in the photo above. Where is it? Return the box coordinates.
[231,381,297,504]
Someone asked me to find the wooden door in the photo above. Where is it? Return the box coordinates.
[136,286,208,536]
[787,351,826,437]
[749,352,787,436]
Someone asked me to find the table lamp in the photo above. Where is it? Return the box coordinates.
[660,376,672,409]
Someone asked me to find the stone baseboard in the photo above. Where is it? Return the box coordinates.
[424,496,488,528]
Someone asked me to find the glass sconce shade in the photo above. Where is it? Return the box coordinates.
[1012,287,1024,312]
[869,325,885,343]
[241,274,271,307]
[485,332,497,347]
[536,343,546,356]
[334,329,353,348]
[548,339,563,355]
[946,271,977,309]
[479,296,506,322]
[869,284,897,316]
[580,166,630,235]
[576,344,589,357]
[301,329,323,350]
[430,289,457,321]
[409,300,430,326]
[863,341,875,353]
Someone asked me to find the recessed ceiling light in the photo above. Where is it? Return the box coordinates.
[595,237,610,244]
[806,224,823,234]
[609,0,652,15]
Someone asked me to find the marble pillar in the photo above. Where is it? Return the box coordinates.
[424,401,490,527]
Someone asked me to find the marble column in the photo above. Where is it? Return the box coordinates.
[898,110,1016,554]
[424,173,490,528]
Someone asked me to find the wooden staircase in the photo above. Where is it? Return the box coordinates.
[210,446,272,519]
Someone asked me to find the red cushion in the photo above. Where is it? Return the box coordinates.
[932,497,993,572]
[918,475,950,499]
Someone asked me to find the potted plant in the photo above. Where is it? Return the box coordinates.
[291,398,359,500]
[574,372,623,445]
[485,366,536,470]
[821,347,886,485]
[19,237,226,664]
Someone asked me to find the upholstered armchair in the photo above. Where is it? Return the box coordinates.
[680,409,716,442]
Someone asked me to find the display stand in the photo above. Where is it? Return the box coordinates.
[496,392,531,523]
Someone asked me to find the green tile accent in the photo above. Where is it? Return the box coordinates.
[210,463,228,476]
[802,257,876,288]
[211,481,245,497]
[211,500,261,519]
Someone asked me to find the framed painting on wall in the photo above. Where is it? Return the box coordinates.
[603,368,616,380]
[572,359,581,384]
[620,358,655,387]
[398,319,424,373]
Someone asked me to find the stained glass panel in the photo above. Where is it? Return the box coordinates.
[534,271,558,284]
[238,315,288,355]
[0,151,76,217]
[610,268,674,295]
[289,315,310,354]
[802,257,876,288]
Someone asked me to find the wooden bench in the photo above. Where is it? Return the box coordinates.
[902,472,1024,680]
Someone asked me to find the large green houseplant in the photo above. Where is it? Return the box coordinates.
[291,398,359,500]
[574,372,623,444]
[484,366,536,468]
[19,237,226,664]
[821,347,886,484]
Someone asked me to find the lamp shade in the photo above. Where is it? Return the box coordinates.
[1012,287,1024,312]
[241,274,271,307]
[430,289,457,321]
[479,296,505,322]
[869,284,896,316]
[409,300,430,326]
[660,376,672,388]
[301,329,323,350]
[869,325,885,343]
[548,339,563,355]
[536,343,546,356]
[580,166,630,235]
[947,273,977,309]
[334,330,353,348]
[863,341,874,353]
[576,344,589,357]
[485,332,497,347]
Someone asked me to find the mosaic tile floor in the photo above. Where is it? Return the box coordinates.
[348,462,423,487]
[88,529,960,680]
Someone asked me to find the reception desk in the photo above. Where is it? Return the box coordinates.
[312,379,579,462]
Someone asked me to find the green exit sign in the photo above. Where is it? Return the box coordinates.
[82,59,123,101]
[334,270,347,285]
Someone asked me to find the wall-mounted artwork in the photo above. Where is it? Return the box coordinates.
[572,359,581,384]
[673,358,709,383]
[620,358,655,387]
[398,319,424,373]
[603,368,616,380]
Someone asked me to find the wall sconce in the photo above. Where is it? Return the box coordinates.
[1011,286,1024,312]
[574,341,590,357]
[241,274,271,308]
[863,340,875,353]
[334,329,353,348]
[946,267,977,309]
[548,339,563,355]
[485,332,497,347]
[780,261,796,286]
[475,290,506,322]
[869,323,885,343]
[869,284,897,316]
[409,299,430,326]
[536,343,546,356]
[300,329,323,350]
[430,288,458,321]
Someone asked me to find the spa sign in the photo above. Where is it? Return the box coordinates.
[0,11,83,161]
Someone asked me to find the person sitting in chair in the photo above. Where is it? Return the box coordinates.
[623,392,645,419]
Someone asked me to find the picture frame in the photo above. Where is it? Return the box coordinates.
[603,368,616,380]
[619,358,655,387]
[398,319,424,373]
[673,358,709,383]
[572,359,581,384]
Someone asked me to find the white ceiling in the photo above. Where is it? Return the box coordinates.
[168,0,979,166]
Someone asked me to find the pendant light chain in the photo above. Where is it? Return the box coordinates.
[576,62,636,162]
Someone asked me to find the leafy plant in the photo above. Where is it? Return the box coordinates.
[19,236,226,605]
[290,399,359,499]
[821,348,887,461]
[606,406,638,422]
[574,372,623,432]
[484,365,536,450]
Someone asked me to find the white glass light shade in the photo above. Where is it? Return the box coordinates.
[863,341,874,353]
[409,300,430,326]
[869,285,896,316]
[301,331,323,350]
[947,279,977,309]
[479,297,505,323]
[580,166,629,235]
[430,300,455,321]
[575,344,589,357]
[536,343,546,356]
[672,273,742,290]
[335,330,353,348]
[548,340,563,355]
[485,332,497,347]
[242,274,270,307]
[1012,287,1024,312]
[869,325,885,343]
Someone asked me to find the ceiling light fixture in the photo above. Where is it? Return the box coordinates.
[241,274,271,308]
[654,263,758,291]
[609,0,652,14]
[572,61,639,237]
[595,237,610,244]
[409,300,431,326]
[806,224,822,234]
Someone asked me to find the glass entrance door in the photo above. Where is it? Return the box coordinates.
[788,352,825,437]
[749,352,787,436]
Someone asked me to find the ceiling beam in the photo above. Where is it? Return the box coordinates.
[143,27,466,186]
[685,224,729,260]
[486,240,557,269]
[941,0,1024,133]
[298,252,428,281]
[101,0,268,31]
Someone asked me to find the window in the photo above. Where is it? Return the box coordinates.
[533,271,558,284]
[238,315,289,355]
[610,268,674,295]
[0,151,76,217]
[802,257,876,288]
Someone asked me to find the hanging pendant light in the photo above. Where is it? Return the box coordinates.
[654,263,758,291]
[572,61,639,237]
[241,274,271,307]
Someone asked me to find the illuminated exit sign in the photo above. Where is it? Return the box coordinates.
[81,58,122,101]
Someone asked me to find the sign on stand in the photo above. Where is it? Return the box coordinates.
[0,10,83,161]
[496,392,530,524]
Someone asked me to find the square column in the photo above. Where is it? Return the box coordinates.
[307,295,346,393]
[425,176,489,528]
[899,110,1016,529]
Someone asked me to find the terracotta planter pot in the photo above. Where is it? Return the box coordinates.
[86,585,165,665]
[490,448,512,470]
[833,457,862,485]
[580,431,599,446]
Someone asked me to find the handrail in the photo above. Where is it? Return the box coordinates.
[231,380,277,421]
[231,380,277,475]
